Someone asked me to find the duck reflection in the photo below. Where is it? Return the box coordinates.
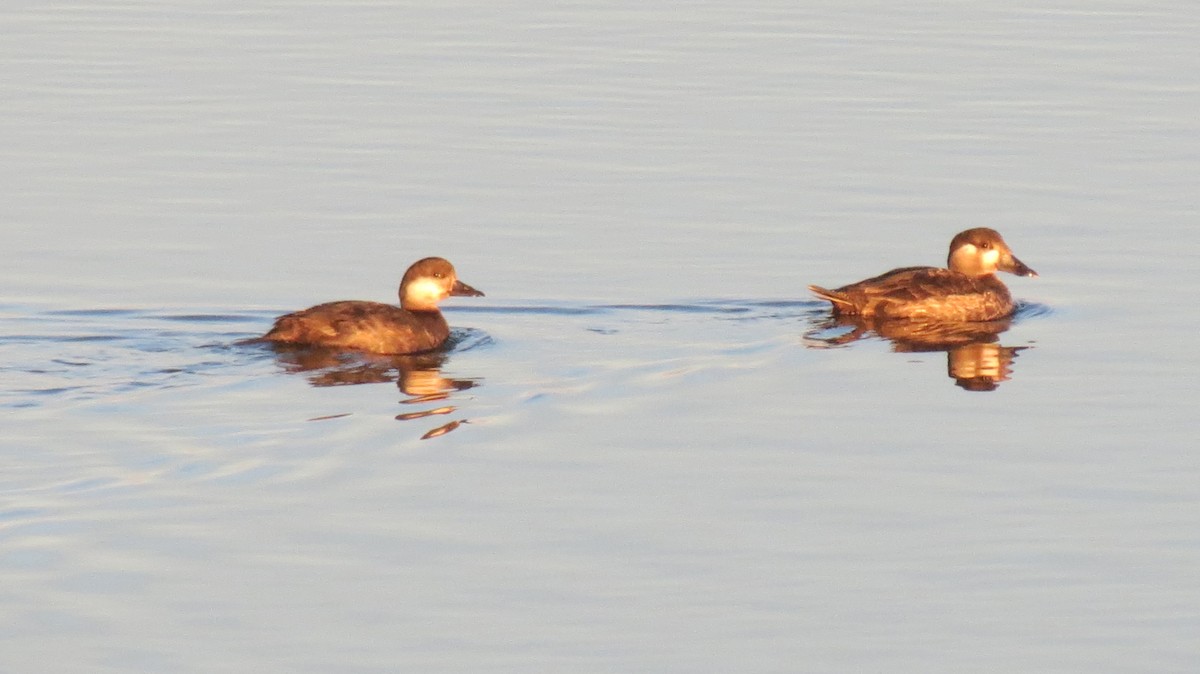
[266,344,479,437]
[804,314,1028,391]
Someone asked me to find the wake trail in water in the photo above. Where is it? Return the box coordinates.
[0,299,832,407]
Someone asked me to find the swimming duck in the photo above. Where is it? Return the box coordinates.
[808,228,1036,322]
[261,257,483,354]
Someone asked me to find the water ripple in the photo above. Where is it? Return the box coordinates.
[0,297,1032,408]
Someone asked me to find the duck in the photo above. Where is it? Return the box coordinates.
[260,257,483,354]
[808,228,1036,322]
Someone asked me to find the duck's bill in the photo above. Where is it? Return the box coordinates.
[1003,255,1038,278]
[451,280,485,297]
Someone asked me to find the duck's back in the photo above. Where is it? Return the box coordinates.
[263,301,450,354]
[809,267,1014,321]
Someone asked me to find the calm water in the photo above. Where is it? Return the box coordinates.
[3,1,1198,671]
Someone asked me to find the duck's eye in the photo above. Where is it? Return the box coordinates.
[433,272,444,278]
[980,241,991,249]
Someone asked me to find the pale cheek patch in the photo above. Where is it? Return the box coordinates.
[404,278,446,306]
[950,243,978,269]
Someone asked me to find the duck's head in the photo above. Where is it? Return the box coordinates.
[399,257,484,311]
[947,228,1037,278]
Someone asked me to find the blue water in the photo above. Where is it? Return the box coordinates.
[3,1,1198,672]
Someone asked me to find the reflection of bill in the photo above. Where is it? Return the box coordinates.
[803,314,1029,392]
[264,342,479,438]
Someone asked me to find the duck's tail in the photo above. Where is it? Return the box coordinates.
[808,285,857,314]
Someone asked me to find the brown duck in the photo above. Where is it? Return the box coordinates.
[809,228,1037,322]
[261,257,484,354]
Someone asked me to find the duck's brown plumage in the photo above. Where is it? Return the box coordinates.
[809,228,1036,322]
[263,301,456,354]
[261,257,483,355]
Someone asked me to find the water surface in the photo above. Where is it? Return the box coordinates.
[3,1,1198,672]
